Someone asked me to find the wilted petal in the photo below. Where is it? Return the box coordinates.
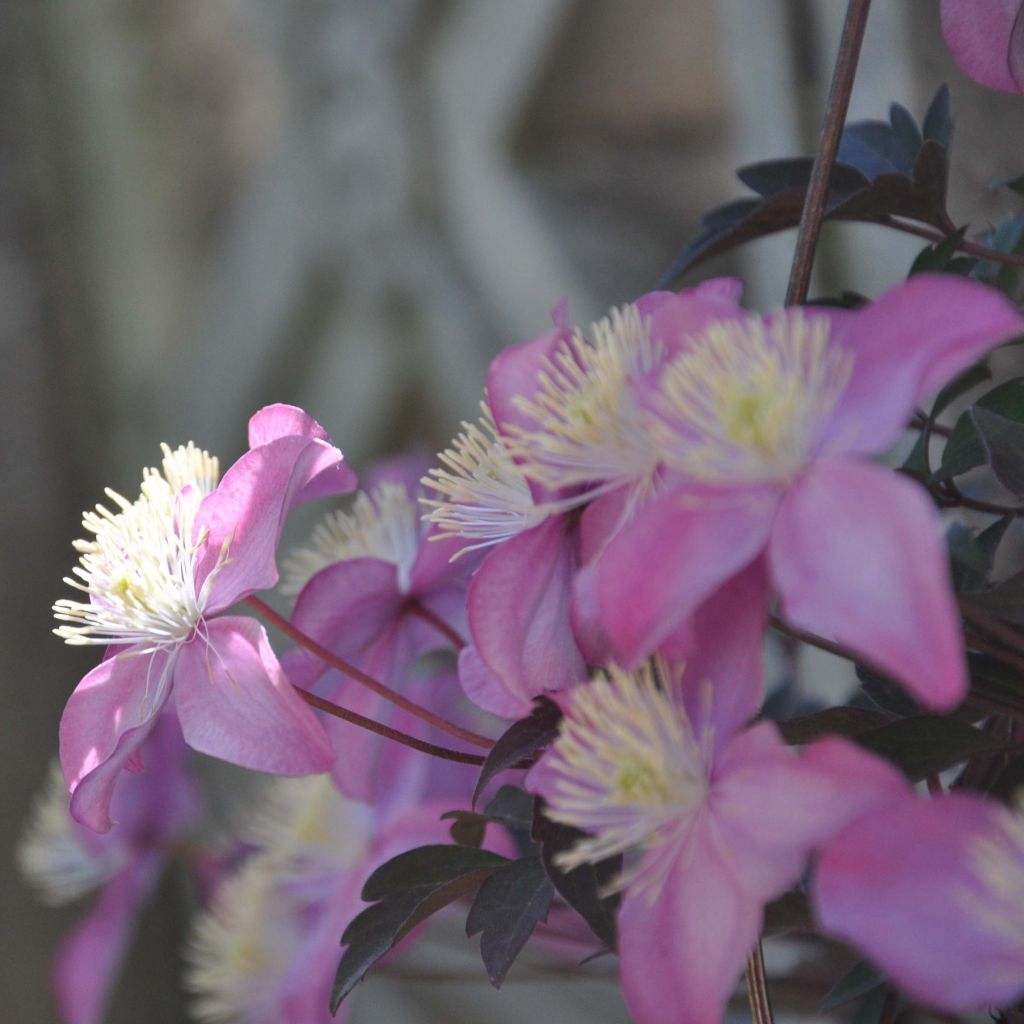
[941,0,1024,93]
[174,617,334,775]
[825,275,1024,456]
[770,458,966,709]
[597,485,777,666]
[60,649,169,832]
[814,792,1024,1011]
[618,829,761,1024]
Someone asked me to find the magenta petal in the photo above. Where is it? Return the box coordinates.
[941,0,1024,93]
[597,485,778,666]
[770,458,966,709]
[197,434,356,612]
[458,644,532,720]
[466,518,585,715]
[60,650,169,832]
[712,727,909,901]
[174,616,334,775]
[825,275,1024,455]
[55,857,161,1024]
[680,558,769,747]
[636,279,746,358]
[618,830,761,1024]
[288,558,404,689]
[814,793,1024,1011]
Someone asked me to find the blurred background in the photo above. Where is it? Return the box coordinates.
[4,1,1024,1020]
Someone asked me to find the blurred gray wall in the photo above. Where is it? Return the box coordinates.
[4,2,1024,1021]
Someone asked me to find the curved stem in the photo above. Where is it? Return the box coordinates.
[936,480,1024,517]
[909,411,952,438]
[882,216,1024,270]
[406,601,467,650]
[294,687,486,765]
[786,0,874,306]
[246,595,492,749]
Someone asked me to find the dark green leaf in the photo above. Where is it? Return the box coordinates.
[483,785,536,832]
[854,716,1020,780]
[967,652,1024,711]
[473,698,561,807]
[466,856,554,987]
[922,84,952,146]
[933,362,992,419]
[961,573,1024,625]
[819,961,886,1012]
[856,665,922,718]
[899,428,931,481]
[987,754,1024,803]
[441,810,488,848]
[776,706,888,745]
[532,802,621,950]
[333,869,495,1010]
[361,844,509,901]
[852,985,893,1024]
[660,89,953,283]
[763,890,812,935]
[971,406,1024,497]
[935,377,1024,482]
[972,210,1024,285]
[909,225,968,276]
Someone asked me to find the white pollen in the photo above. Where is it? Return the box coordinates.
[280,481,421,597]
[53,442,222,652]
[420,403,548,556]
[651,309,852,484]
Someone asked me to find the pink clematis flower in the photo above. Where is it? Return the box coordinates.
[814,788,1024,1013]
[526,658,904,1024]
[54,405,356,831]
[281,458,477,800]
[595,274,1024,710]
[425,282,746,719]
[941,0,1024,94]
[19,718,199,1024]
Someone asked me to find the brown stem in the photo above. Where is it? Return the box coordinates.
[246,595,492,749]
[908,411,952,438]
[295,687,486,765]
[406,600,467,650]
[936,480,1024,517]
[744,941,776,1024]
[786,0,874,306]
[882,216,1024,270]
[965,629,1024,676]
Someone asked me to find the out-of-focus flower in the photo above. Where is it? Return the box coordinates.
[814,789,1024,1012]
[595,275,1024,710]
[54,405,355,831]
[19,719,199,1024]
[526,659,904,1024]
[941,0,1024,94]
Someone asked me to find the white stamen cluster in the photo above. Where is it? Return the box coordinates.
[53,443,222,652]
[503,305,662,494]
[280,482,420,597]
[245,775,372,880]
[186,859,302,1024]
[965,796,1024,951]
[540,661,709,893]
[651,309,852,484]
[420,404,546,555]
[17,763,126,905]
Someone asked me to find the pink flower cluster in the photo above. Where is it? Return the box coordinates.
[38,269,1024,1023]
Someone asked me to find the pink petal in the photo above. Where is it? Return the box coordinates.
[458,644,533,720]
[287,558,404,689]
[596,485,778,666]
[174,616,334,775]
[680,558,770,748]
[60,649,169,832]
[55,857,161,1024]
[197,433,356,613]
[618,828,761,1024]
[770,458,966,710]
[941,0,1024,93]
[711,726,910,900]
[636,278,746,358]
[824,275,1024,456]
[814,792,1024,1011]
[466,518,585,716]
[247,403,358,503]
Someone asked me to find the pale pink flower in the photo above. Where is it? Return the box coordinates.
[941,0,1024,93]
[55,405,356,831]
